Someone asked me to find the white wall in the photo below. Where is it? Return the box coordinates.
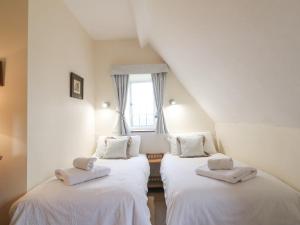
[0,0,27,224]
[131,0,300,127]
[94,39,215,153]
[28,0,96,189]
[216,123,300,191]
[130,0,300,191]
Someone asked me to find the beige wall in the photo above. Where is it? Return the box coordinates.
[132,0,300,127]
[0,0,28,224]
[27,0,96,189]
[130,0,300,191]
[216,123,300,191]
[95,40,215,153]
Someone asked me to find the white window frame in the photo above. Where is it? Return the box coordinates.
[126,74,157,132]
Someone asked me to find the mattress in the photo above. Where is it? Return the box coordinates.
[10,154,151,225]
[161,153,300,225]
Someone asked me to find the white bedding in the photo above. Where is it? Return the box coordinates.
[10,155,151,225]
[161,153,300,225]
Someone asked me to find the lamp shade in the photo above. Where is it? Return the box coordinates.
[169,99,176,105]
[102,102,110,108]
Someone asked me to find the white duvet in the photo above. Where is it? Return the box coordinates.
[10,155,151,225]
[161,153,300,225]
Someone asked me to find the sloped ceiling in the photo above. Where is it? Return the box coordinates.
[65,0,300,127]
[130,0,300,127]
[63,0,136,40]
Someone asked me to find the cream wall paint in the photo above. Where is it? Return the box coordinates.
[28,0,96,189]
[216,123,300,191]
[131,0,300,127]
[129,0,300,191]
[95,39,215,153]
[64,0,137,40]
[0,0,27,224]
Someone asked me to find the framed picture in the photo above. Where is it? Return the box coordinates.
[0,61,4,86]
[70,72,84,99]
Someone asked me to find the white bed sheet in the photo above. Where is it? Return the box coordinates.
[10,154,151,225]
[161,153,300,225]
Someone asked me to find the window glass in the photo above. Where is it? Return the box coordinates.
[125,74,156,131]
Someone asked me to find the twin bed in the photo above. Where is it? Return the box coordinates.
[10,133,300,225]
[161,153,300,225]
[10,155,151,225]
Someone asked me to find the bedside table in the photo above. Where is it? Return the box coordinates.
[147,153,164,189]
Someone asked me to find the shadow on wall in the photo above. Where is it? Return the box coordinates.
[0,135,26,225]
[216,140,225,154]
[0,49,27,225]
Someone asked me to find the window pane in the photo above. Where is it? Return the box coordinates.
[126,74,156,130]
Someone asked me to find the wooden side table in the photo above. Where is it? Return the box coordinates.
[147,153,164,189]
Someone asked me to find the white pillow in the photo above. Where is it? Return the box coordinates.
[128,135,141,157]
[95,135,140,158]
[167,136,181,155]
[177,135,205,157]
[168,131,217,155]
[198,131,217,155]
[102,138,128,159]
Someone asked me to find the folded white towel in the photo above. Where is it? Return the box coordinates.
[208,157,233,170]
[195,165,257,184]
[55,166,111,186]
[73,157,97,170]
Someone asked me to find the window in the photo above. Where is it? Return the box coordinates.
[125,74,156,131]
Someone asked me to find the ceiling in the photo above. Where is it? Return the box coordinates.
[64,0,136,40]
[65,0,300,128]
[131,0,300,127]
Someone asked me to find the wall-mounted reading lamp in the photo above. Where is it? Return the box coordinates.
[0,60,4,86]
[102,102,110,108]
[169,99,176,105]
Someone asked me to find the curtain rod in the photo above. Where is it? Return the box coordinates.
[111,64,169,75]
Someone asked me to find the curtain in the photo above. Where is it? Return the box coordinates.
[112,74,130,135]
[152,72,168,134]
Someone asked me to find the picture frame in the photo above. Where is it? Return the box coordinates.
[70,72,84,99]
[0,60,4,86]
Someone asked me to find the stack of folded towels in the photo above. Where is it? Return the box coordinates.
[195,155,257,184]
[55,157,111,186]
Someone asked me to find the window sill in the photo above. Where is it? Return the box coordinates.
[131,130,156,133]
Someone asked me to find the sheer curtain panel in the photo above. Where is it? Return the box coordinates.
[112,74,130,135]
[151,72,168,134]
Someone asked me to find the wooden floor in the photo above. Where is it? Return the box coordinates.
[148,189,167,225]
